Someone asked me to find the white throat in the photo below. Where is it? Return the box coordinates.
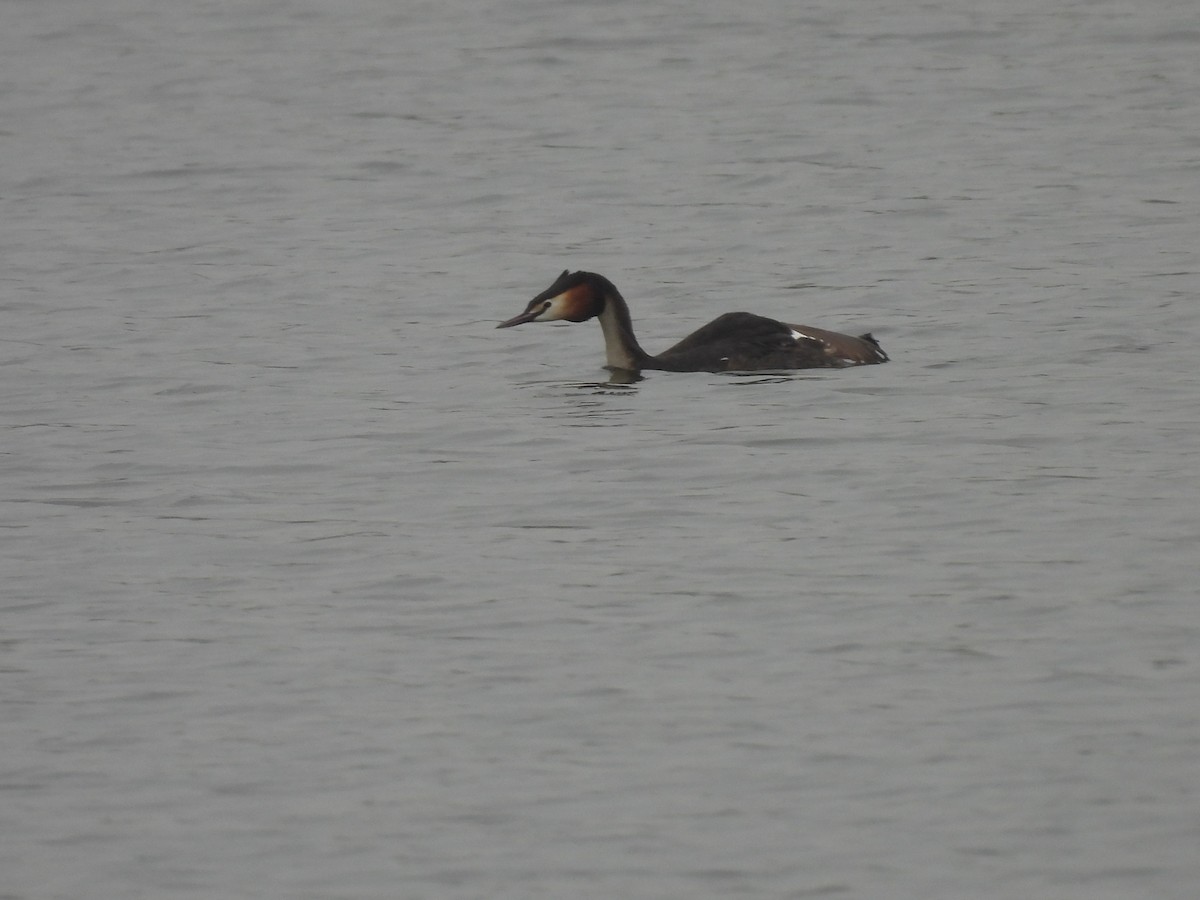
[596,300,642,370]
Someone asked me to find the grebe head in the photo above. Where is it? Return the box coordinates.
[496,270,604,328]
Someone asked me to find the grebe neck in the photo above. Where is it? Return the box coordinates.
[596,287,653,371]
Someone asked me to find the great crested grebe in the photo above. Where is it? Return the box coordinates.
[497,270,888,373]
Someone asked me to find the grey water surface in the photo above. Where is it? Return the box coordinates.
[3,1,1198,898]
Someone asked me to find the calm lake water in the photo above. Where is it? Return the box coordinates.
[3,1,1198,897]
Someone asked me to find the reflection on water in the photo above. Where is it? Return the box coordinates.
[562,380,640,425]
[722,371,818,385]
[594,368,643,387]
[504,376,643,425]
[572,381,641,395]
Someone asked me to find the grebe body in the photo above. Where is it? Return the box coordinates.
[497,270,888,373]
